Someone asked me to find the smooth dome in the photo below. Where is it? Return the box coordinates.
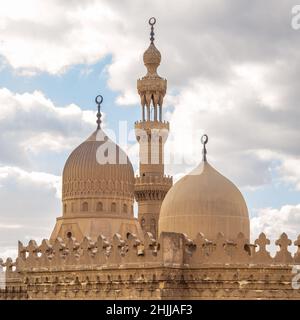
[158,161,250,241]
[62,128,134,201]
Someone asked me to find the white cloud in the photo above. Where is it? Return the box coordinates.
[278,157,300,191]
[1,1,299,189]
[0,224,23,229]
[0,165,61,217]
[0,247,17,260]
[0,165,61,258]
[0,88,96,170]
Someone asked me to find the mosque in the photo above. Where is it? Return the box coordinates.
[0,18,299,300]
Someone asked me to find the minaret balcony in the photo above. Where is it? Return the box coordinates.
[135,120,169,130]
[137,77,167,95]
[135,175,172,190]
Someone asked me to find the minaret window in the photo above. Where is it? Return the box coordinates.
[111,202,116,212]
[96,202,103,212]
[159,105,162,121]
[63,204,67,214]
[123,204,128,213]
[82,202,88,212]
[153,102,157,121]
[66,232,72,239]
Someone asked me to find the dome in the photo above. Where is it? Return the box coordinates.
[50,127,143,242]
[62,128,134,202]
[158,160,250,241]
[143,43,161,75]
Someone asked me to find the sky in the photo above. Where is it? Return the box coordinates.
[0,0,300,258]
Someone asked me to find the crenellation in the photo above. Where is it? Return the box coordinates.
[231,232,250,264]
[274,233,293,264]
[4,231,300,276]
[79,237,95,265]
[209,233,231,264]
[109,233,126,266]
[64,237,80,266]
[94,235,109,265]
[253,232,272,264]
[51,237,66,267]
[294,235,300,263]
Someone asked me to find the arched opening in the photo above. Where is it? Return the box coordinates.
[63,203,67,214]
[96,202,103,212]
[67,231,72,239]
[82,202,88,212]
[123,203,128,213]
[111,202,116,212]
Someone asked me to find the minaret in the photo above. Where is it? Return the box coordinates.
[134,17,172,238]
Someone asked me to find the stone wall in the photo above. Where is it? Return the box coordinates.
[1,231,300,299]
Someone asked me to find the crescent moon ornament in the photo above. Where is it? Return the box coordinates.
[201,134,208,145]
[95,94,103,129]
[149,17,156,26]
[95,95,103,105]
[201,134,208,162]
[148,17,156,43]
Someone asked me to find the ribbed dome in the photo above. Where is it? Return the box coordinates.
[50,127,143,242]
[62,128,134,201]
[158,161,250,241]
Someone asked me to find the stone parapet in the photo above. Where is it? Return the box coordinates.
[1,232,300,299]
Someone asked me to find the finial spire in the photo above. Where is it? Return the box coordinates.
[95,95,103,129]
[201,134,208,162]
[149,17,156,43]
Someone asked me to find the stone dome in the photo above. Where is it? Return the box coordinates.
[62,128,134,202]
[158,161,250,241]
[50,127,143,242]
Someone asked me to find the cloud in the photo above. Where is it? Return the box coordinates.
[1,0,298,189]
[278,157,300,191]
[0,0,143,82]
[0,166,61,258]
[0,1,298,86]
[0,87,97,172]
[0,224,23,229]
[0,247,18,260]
